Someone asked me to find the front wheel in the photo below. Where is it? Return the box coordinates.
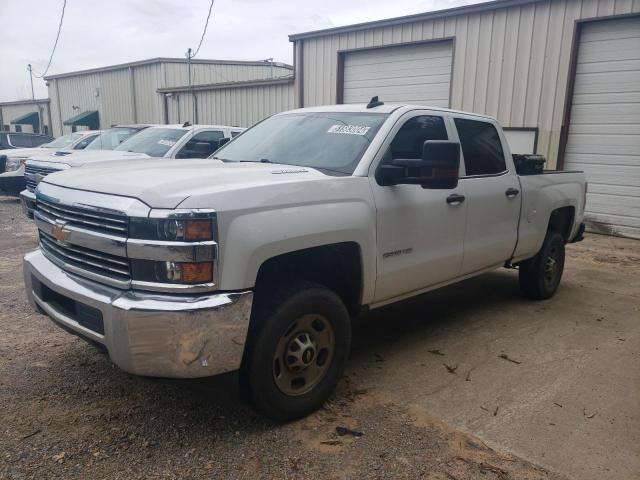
[519,231,566,300]
[242,282,351,421]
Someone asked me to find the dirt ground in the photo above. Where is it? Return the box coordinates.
[0,194,638,480]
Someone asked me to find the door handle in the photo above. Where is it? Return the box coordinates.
[446,193,465,205]
[505,188,520,198]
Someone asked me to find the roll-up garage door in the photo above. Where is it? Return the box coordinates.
[564,16,640,239]
[342,41,453,107]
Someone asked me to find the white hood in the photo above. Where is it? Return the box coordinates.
[27,149,150,167]
[0,147,54,159]
[42,158,329,208]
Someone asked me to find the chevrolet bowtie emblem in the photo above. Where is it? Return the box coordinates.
[52,222,71,243]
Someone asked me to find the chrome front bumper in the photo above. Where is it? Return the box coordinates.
[20,189,36,218]
[24,249,253,378]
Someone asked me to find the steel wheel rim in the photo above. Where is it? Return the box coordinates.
[272,314,334,396]
[544,245,560,288]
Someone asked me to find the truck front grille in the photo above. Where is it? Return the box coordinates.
[25,164,62,192]
[37,197,129,236]
[39,231,131,282]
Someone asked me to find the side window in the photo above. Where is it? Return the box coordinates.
[231,130,242,138]
[176,130,225,158]
[8,134,31,148]
[74,134,98,149]
[388,116,448,160]
[454,118,506,176]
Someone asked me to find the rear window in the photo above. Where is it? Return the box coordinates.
[454,118,506,176]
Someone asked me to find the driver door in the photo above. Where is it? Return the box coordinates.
[370,112,467,303]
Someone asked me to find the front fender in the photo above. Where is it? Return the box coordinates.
[218,200,377,305]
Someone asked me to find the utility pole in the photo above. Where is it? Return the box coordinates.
[27,64,35,99]
[185,48,197,125]
[27,64,41,133]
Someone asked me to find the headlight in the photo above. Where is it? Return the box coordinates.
[129,217,214,241]
[5,157,27,172]
[128,211,218,290]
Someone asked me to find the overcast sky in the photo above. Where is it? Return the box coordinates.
[0,0,480,102]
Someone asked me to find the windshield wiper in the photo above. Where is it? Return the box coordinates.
[240,158,272,163]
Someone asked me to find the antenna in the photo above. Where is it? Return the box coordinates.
[366,96,384,109]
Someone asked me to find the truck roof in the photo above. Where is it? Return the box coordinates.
[286,103,497,121]
[155,124,245,131]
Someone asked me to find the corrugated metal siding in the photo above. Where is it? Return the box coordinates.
[52,73,101,135]
[162,63,292,87]
[133,63,163,124]
[296,0,640,168]
[47,61,292,135]
[0,102,51,134]
[167,81,294,127]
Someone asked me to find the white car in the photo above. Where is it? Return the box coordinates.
[20,124,244,217]
[0,130,100,194]
[23,102,586,420]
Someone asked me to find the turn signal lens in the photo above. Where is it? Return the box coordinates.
[184,219,213,241]
[180,262,213,283]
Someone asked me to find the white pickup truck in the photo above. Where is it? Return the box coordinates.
[23,102,586,420]
[0,130,101,195]
[20,124,244,217]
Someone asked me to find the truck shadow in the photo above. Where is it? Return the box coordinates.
[351,268,522,355]
[44,268,526,433]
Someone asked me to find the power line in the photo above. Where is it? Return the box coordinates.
[191,0,215,58]
[34,0,67,78]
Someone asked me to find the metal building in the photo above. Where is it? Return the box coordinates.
[160,77,294,127]
[45,57,293,136]
[289,0,640,238]
[0,99,52,135]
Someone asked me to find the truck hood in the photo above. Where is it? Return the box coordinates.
[0,147,53,158]
[42,158,329,208]
[27,149,149,167]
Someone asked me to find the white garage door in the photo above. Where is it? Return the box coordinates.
[342,41,453,106]
[564,17,640,239]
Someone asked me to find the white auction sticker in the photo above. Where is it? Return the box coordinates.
[327,124,371,135]
[157,139,176,147]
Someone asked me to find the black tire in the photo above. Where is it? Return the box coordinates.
[519,230,566,300]
[241,281,351,421]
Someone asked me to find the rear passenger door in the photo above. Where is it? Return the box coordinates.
[453,117,520,274]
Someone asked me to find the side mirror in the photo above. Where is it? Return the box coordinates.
[376,140,460,189]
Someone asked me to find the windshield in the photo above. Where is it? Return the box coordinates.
[85,127,140,150]
[115,128,185,157]
[42,133,82,148]
[212,112,388,175]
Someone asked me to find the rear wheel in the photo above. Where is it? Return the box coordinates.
[519,231,565,300]
[242,282,351,420]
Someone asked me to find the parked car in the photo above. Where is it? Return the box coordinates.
[0,131,54,150]
[23,102,586,420]
[20,124,244,217]
[0,130,99,195]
